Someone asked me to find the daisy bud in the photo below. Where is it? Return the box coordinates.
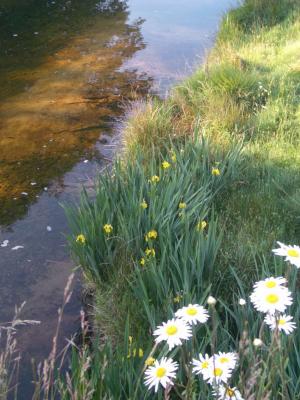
[207,296,217,305]
[239,298,246,306]
[253,338,263,347]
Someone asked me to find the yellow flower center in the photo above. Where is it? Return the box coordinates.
[226,388,235,397]
[219,357,229,364]
[213,368,223,377]
[201,361,209,369]
[287,249,299,258]
[166,325,178,335]
[265,281,276,288]
[278,318,286,326]
[156,367,166,378]
[186,307,197,316]
[266,293,279,304]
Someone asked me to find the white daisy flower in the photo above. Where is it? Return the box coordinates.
[213,385,244,399]
[265,314,296,335]
[153,318,192,350]
[215,352,238,370]
[203,363,232,385]
[250,286,292,314]
[144,357,178,392]
[253,276,286,291]
[272,242,300,268]
[175,304,209,325]
[192,353,212,377]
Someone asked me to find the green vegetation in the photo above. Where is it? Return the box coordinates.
[60,0,300,398]
[1,0,299,398]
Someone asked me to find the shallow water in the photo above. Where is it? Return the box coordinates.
[0,0,234,396]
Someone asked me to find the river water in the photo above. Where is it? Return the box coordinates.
[0,0,234,396]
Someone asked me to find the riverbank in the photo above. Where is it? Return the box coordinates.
[62,1,300,398]
[2,0,300,398]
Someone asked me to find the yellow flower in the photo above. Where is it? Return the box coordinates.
[212,167,220,176]
[145,248,155,258]
[103,224,113,234]
[145,229,158,241]
[173,294,183,303]
[150,175,160,184]
[162,161,171,169]
[145,357,156,366]
[130,348,143,358]
[178,202,186,209]
[140,258,145,266]
[196,220,207,232]
[140,199,148,209]
[170,152,176,162]
[76,234,86,244]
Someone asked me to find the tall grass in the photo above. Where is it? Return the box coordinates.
[59,0,300,399]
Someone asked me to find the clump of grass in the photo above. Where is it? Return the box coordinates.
[123,99,179,156]
[65,135,242,339]
[0,304,40,400]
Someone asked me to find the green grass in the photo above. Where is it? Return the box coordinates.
[58,0,300,399]
[122,0,300,289]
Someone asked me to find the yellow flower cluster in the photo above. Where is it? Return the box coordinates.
[178,202,186,210]
[127,336,143,358]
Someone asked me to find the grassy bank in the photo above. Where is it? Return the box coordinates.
[2,0,299,398]
[61,0,300,398]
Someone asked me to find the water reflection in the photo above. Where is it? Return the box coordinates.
[0,0,235,397]
[0,0,152,225]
